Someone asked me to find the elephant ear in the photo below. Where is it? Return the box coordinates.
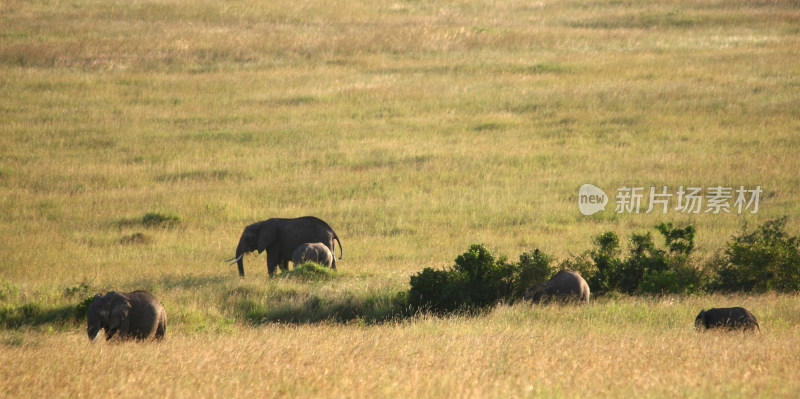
[697,310,708,328]
[108,296,132,332]
[256,224,277,254]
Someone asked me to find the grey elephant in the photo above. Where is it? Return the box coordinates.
[524,269,590,304]
[695,307,760,332]
[292,242,335,269]
[226,216,342,276]
[87,290,167,341]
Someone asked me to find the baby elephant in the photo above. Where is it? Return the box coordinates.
[292,242,335,269]
[695,307,760,332]
[525,269,590,304]
[87,290,167,341]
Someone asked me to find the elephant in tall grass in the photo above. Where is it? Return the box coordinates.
[87,290,167,341]
[292,242,335,268]
[695,307,760,332]
[226,216,342,276]
[524,269,590,304]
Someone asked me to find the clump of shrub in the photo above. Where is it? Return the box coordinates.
[117,211,182,229]
[75,295,95,321]
[406,244,555,314]
[709,217,800,292]
[403,219,797,316]
[579,222,705,295]
[142,211,181,228]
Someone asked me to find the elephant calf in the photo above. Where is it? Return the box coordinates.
[524,269,590,304]
[87,290,167,341]
[695,307,760,332]
[292,242,335,269]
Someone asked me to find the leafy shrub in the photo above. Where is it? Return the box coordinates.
[617,232,668,293]
[403,219,797,315]
[639,261,706,295]
[407,244,518,314]
[511,249,555,300]
[710,217,800,293]
[406,245,561,314]
[655,222,695,255]
[407,267,454,312]
[451,244,515,307]
[583,223,704,295]
[75,295,95,321]
[586,231,622,293]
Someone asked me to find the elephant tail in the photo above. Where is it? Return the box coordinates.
[156,312,167,340]
[335,235,343,260]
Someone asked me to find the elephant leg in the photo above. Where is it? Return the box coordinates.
[267,255,278,276]
[279,260,289,271]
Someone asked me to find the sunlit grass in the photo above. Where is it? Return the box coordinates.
[2,294,799,398]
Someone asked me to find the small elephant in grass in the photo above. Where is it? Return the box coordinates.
[695,307,760,332]
[524,269,590,304]
[292,242,335,269]
[87,290,167,341]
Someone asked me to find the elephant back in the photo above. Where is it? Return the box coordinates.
[124,290,167,340]
[525,269,590,304]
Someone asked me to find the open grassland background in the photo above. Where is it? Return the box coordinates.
[1,0,799,397]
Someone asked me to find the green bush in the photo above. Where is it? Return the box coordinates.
[586,231,622,293]
[75,295,95,321]
[583,223,704,295]
[403,219,797,315]
[407,267,458,313]
[407,244,519,314]
[710,217,800,293]
[406,245,563,314]
[451,244,515,307]
[655,222,695,255]
[511,249,555,300]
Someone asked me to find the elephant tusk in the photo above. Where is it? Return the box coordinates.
[224,255,241,262]
[226,253,244,265]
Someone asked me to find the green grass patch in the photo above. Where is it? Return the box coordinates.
[141,211,182,228]
[277,263,337,282]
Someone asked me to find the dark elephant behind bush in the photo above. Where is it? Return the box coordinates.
[695,307,760,332]
[525,269,590,304]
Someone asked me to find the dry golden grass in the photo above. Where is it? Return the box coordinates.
[2,294,799,398]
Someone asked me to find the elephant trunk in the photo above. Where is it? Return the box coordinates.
[87,325,100,341]
[235,240,247,277]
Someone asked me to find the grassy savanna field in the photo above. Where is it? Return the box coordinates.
[1,0,800,397]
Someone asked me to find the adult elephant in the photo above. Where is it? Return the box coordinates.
[226,216,342,276]
[524,269,590,304]
[87,290,167,341]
